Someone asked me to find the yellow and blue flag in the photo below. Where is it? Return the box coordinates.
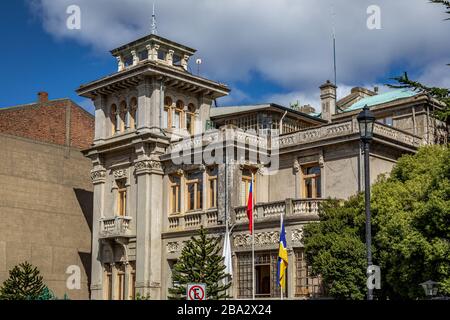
[277,214,288,290]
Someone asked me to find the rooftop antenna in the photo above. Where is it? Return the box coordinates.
[331,4,337,88]
[151,3,158,35]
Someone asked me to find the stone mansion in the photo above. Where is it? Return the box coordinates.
[78,33,448,300]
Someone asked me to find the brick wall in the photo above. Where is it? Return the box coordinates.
[0,98,94,149]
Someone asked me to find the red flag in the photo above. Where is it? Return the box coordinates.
[246,181,253,234]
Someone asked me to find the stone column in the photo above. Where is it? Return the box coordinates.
[134,151,164,299]
[293,159,301,199]
[137,78,152,131]
[181,54,189,71]
[131,50,138,66]
[93,95,107,144]
[166,50,174,65]
[90,160,106,300]
[124,262,131,300]
[111,263,118,300]
[116,56,125,72]
[287,249,295,299]
[319,150,325,198]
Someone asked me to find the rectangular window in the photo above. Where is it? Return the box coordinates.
[170,176,181,214]
[302,165,321,198]
[138,50,148,61]
[163,108,169,128]
[157,50,166,60]
[241,169,256,206]
[174,110,181,129]
[295,249,324,298]
[383,117,393,126]
[104,264,113,300]
[117,180,127,216]
[124,55,133,67]
[173,54,182,66]
[185,171,203,211]
[207,167,218,208]
[237,251,286,299]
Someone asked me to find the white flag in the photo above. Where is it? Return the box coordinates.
[222,230,233,278]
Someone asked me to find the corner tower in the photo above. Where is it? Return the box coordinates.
[78,34,229,300]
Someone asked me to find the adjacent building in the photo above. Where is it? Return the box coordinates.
[78,34,448,300]
[0,93,94,299]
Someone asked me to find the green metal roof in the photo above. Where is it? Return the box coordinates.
[344,89,418,112]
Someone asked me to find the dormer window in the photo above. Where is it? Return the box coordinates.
[157,50,166,60]
[173,54,182,66]
[138,50,148,61]
[124,55,133,67]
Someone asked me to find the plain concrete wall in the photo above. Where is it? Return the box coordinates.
[0,134,92,299]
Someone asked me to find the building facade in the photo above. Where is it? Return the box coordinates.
[79,34,448,300]
[0,94,94,299]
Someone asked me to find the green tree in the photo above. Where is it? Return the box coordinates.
[389,1,450,121]
[304,146,450,299]
[168,227,231,300]
[0,262,46,300]
[36,286,56,300]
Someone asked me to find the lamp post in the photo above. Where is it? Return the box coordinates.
[357,105,376,300]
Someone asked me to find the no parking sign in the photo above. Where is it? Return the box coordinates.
[187,283,207,301]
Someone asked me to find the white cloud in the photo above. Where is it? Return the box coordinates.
[29,0,450,106]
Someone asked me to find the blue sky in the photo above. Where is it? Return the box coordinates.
[1,0,449,114]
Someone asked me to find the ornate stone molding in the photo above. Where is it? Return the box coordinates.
[167,242,180,254]
[291,227,304,244]
[233,231,280,248]
[91,169,106,184]
[135,160,163,175]
[113,168,128,180]
[293,159,300,173]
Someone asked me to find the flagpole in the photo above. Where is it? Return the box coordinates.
[252,173,255,301]
[280,211,284,301]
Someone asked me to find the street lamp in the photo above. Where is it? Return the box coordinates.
[357,105,376,300]
[420,280,439,299]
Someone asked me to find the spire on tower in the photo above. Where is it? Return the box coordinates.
[151,3,158,35]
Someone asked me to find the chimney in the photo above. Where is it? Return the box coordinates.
[320,80,337,122]
[38,92,49,103]
[299,104,315,114]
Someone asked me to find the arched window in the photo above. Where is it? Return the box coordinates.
[129,97,138,130]
[186,103,196,135]
[174,100,184,129]
[110,104,118,135]
[163,97,172,129]
[119,101,127,132]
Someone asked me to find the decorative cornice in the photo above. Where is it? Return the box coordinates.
[233,231,280,248]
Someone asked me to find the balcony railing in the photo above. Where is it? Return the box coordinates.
[278,120,422,149]
[99,216,134,238]
[234,198,323,224]
[167,209,220,231]
[166,199,323,232]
